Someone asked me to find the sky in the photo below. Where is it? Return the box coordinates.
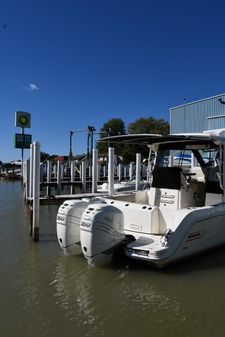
[1,0,225,162]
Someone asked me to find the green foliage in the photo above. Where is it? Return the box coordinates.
[128,117,169,135]
[97,118,126,155]
[40,152,59,161]
[122,116,169,162]
[97,115,169,163]
[124,116,169,162]
[101,118,126,136]
[40,151,50,162]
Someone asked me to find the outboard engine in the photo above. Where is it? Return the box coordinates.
[56,198,104,255]
[80,203,125,266]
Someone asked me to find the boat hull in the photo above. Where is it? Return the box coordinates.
[125,203,225,267]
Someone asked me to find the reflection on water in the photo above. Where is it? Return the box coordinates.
[1,180,225,337]
[52,256,187,337]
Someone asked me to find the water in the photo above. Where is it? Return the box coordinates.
[1,180,225,337]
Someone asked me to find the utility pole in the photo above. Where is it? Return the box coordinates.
[87,126,96,172]
[69,130,74,161]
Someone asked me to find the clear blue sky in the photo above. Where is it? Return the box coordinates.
[1,0,225,162]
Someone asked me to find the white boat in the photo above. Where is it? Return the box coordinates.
[97,180,148,193]
[57,129,225,267]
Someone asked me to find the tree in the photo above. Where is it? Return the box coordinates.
[96,115,169,163]
[123,116,170,162]
[40,151,50,162]
[128,116,169,135]
[97,118,126,156]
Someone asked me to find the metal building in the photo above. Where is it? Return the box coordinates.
[170,93,225,134]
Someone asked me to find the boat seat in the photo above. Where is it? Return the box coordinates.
[151,167,182,190]
[148,167,195,209]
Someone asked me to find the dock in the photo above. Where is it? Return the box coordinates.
[37,192,108,205]
[21,142,144,241]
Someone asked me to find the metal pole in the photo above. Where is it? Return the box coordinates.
[47,160,52,196]
[92,148,98,193]
[118,163,122,181]
[103,165,107,178]
[25,159,30,201]
[21,127,24,182]
[29,143,33,200]
[90,129,94,169]
[57,160,62,195]
[69,130,73,161]
[70,160,75,194]
[129,162,134,180]
[123,166,127,180]
[32,142,40,241]
[81,160,86,193]
[87,132,90,166]
[88,126,96,177]
[135,153,141,191]
[108,147,114,196]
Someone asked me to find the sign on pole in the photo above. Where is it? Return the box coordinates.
[14,133,32,149]
[15,111,31,128]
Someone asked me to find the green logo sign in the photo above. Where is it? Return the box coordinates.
[19,115,28,126]
[15,111,31,128]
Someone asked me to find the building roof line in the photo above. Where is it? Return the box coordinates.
[170,93,225,111]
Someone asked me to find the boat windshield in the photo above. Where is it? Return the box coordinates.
[155,146,219,170]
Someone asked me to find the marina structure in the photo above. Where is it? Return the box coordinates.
[170,93,225,133]
[21,142,146,241]
[8,92,225,267]
[0,161,22,179]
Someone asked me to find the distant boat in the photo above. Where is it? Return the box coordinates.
[173,153,192,164]
[97,180,148,193]
[0,162,22,179]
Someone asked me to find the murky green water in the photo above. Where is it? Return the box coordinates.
[1,179,225,337]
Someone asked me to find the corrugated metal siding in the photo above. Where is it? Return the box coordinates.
[170,94,225,133]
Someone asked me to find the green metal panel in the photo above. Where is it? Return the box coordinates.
[14,133,32,149]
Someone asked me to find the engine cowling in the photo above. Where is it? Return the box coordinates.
[56,198,104,255]
[80,203,125,265]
